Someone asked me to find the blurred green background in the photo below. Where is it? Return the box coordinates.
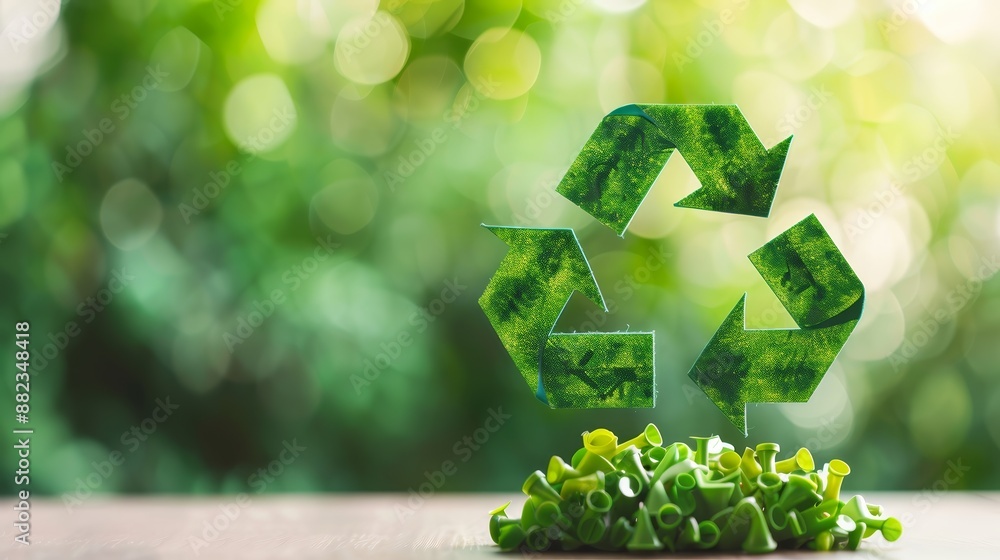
[1,0,998,497]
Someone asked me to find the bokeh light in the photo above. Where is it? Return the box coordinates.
[464,27,541,100]
[223,73,298,153]
[99,179,163,250]
[334,11,410,85]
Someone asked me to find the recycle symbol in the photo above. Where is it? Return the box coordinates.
[480,104,864,434]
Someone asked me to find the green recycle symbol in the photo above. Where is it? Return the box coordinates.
[479,104,864,434]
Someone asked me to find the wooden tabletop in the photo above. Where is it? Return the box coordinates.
[2,493,998,559]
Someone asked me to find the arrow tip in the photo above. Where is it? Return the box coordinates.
[673,135,793,218]
[770,135,793,156]
[766,134,793,178]
[480,225,605,310]
[687,295,751,433]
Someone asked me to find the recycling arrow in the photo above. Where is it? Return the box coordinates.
[479,103,862,427]
[479,226,654,408]
[557,104,792,236]
[688,214,865,435]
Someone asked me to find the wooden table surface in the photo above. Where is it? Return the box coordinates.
[1,493,998,559]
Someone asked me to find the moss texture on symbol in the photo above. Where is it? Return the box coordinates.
[557,104,791,236]
[479,226,655,408]
[542,332,655,408]
[688,214,864,434]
